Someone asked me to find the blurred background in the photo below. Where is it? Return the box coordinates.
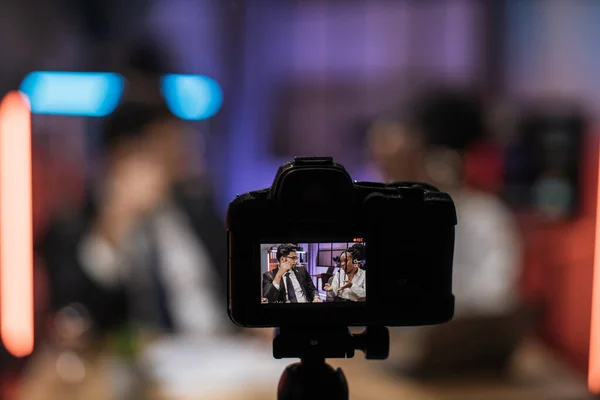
[1,0,600,398]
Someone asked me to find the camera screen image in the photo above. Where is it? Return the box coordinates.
[261,241,366,304]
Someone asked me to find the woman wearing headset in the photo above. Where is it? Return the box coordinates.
[324,244,366,302]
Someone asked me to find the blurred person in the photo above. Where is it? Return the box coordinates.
[37,101,229,336]
[262,244,321,304]
[366,87,527,377]
[324,244,366,302]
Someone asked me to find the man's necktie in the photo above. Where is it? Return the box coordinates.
[146,221,175,331]
[285,273,298,303]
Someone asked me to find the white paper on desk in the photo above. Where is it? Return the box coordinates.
[141,336,289,398]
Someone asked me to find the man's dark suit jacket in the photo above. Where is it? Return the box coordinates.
[35,179,230,333]
[262,266,319,303]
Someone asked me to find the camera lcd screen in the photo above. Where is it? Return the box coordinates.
[260,241,366,304]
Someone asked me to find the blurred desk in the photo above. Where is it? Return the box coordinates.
[16,348,114,400]
[15,336,592,400]
[15,337,434,400]
[377,336,593,400]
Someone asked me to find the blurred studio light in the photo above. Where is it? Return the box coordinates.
[161,74,223,120]
[18,71,222,120]
[0,91,34,358]
[19,71,124,117]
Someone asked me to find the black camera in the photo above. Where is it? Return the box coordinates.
[227,157,456,327]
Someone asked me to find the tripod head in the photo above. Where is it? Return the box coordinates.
[274,326,389,360]
[273,326,389,400]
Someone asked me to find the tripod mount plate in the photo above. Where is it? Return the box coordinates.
[273,326,389,360]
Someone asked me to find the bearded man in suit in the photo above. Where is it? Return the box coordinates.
[262,244,321,304]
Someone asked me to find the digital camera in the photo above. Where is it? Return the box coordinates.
[227,157,456,327]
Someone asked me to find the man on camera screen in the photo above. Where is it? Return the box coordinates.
[262,244,322,304]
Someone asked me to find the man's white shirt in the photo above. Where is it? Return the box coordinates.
[78,201,225,335]
[272,269,309,303]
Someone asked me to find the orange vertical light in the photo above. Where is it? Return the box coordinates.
[590,134,600,392]
[0,91,34,358]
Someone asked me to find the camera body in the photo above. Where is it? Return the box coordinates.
[227,157,456,327]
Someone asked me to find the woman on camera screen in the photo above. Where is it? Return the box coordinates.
[324,244,366,302]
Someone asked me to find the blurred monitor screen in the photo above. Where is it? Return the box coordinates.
[503,109,585,220]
